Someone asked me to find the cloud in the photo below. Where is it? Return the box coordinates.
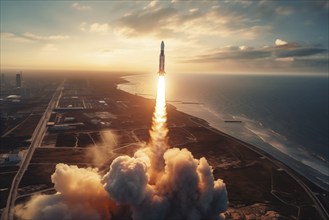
[112,3,273,41]
[275,48,327,58]
[144,0,158,9]
[1,32,69,44]
[0,32,33,43]
[115,7,177,37]
[23,32,69,41]
[234,25,273,40]
[189,8,199,13]
[185,47,272,63]
[72,2,92,11]
[275,6,294,16]
[275,39,288,46]
[80,22,111,33]
[275,57,294,62]
[90,23,111,33]
[239,46,253,51]
[274,39,299,49]
[182,41,328,72]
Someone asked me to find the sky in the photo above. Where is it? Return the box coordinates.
[1,0,328,75]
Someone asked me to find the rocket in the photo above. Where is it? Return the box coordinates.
[158,41,165,75]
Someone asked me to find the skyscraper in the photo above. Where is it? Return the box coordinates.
[1,73,4,86]
[16,73,21,88]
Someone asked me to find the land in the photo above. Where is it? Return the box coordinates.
[0,72,328,219]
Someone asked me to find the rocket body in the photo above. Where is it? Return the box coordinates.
[158,41,165,75]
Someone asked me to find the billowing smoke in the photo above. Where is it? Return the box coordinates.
[103,147,228,220]
[86,130,118,167]
[15,163,116,220]
[15,76,228,220]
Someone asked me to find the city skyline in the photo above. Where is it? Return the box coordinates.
[1,0,328,75]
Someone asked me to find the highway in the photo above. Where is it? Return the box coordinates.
[2,82,63,220]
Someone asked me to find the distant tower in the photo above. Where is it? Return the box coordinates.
[1,73,4,86]
[16,72,22,88]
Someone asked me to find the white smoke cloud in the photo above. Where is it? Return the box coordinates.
[86,130,118,167]
[15,164,116,220]
[103,155,150,205]
[102,147,228,220]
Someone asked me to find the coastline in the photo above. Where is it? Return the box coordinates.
[118,74,329,218]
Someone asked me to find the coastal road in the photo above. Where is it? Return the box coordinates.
[2,82,63,220]
[189,117,329,219]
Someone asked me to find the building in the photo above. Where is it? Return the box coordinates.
[1,73,4,86]
[16,72,22,88]
[0,153,21,164]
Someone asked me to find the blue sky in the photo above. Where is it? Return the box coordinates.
[1,0,328,75]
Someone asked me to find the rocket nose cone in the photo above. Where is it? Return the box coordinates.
[161,41,164,50]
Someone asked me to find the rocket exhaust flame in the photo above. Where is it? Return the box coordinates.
[149,76,168,173]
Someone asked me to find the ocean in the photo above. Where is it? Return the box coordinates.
[118,73,329,190]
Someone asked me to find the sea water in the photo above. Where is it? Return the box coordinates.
[118,73,329,190]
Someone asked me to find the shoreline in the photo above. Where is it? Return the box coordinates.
[118,74,329,218]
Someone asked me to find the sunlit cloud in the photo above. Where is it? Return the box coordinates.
[71,2,92,11]
[144,0,158,9]
[23,32,69,41]
[112,3,273,42]
[234,25,273,40]
[275,39,288,46]
[0,32,33,43]
[239,45,253,51]
[189,8,198,13]
[276,57,294,62]
[1,32,69,43]
[80,22,111,33]
[115,7,177,37]
[90,23,110,33]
